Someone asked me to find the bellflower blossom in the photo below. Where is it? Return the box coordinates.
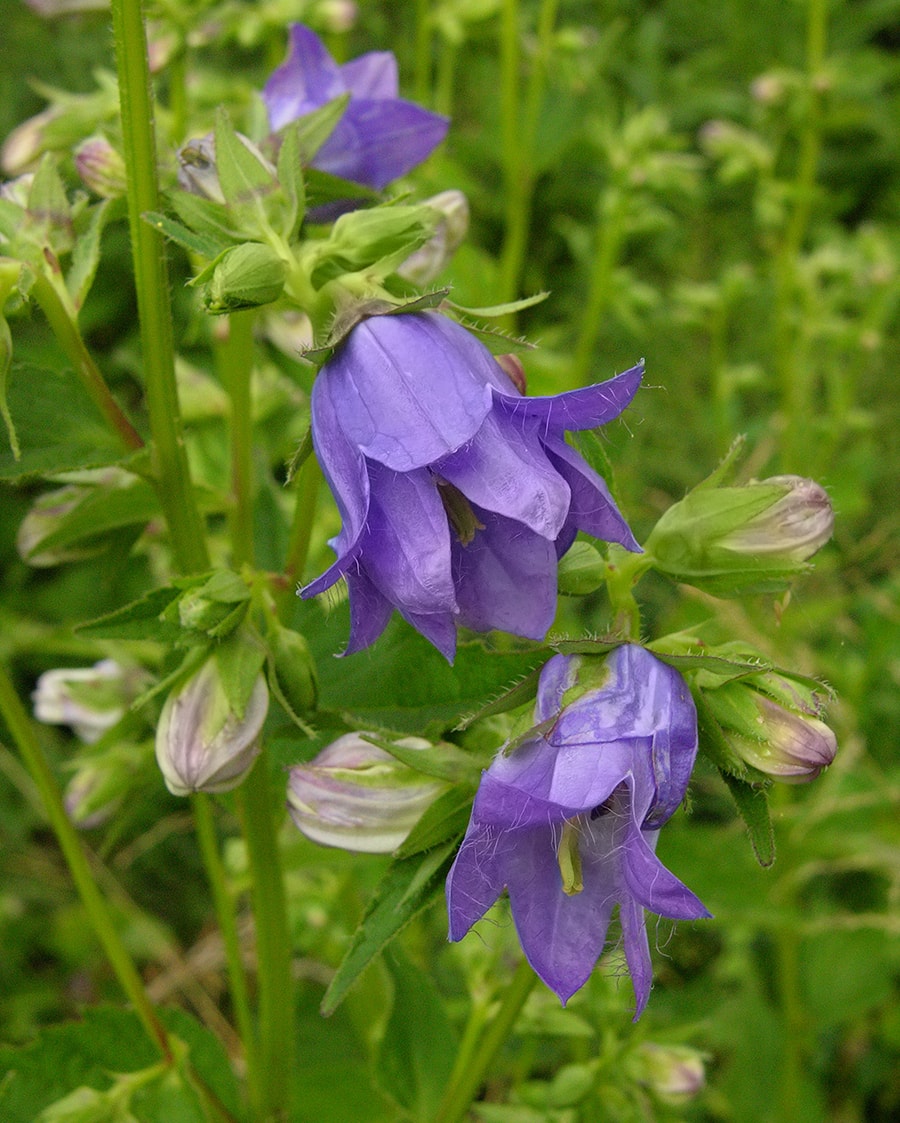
[262,24,448,190]
[300,311,642,660]
[446,645,710,1014]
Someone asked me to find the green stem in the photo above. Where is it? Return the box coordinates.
[214,312,256,569]
[279,453,322,611]
[111,0,209,574]
[434,959,537,1123]
[413,0,433,106]
[571,188,629,386]
[29,270,143,451]
[237,763,295,1122]
[497,0,560,310]
[0,663,170,1061]
[774,0,827,471]
[192,793,262,1118]
[604,545,653,641]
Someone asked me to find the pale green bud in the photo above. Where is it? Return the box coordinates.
[646,474,833,596]
[32,659,144,743]
[268,624,318,717]
[75,136,127,198]
[397,189,469,284]
[155,659,268,796]
[287,733,448,853]
[203,243,286,314]
[631,1042,706,1103]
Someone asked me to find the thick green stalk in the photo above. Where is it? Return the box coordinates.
[774,0,827,471]
[111,0,209,574]
[433,959,537,1123]
[571,188,629,386]
[497,0,560,309]
[236,765,295,1122]
[29,270,143,451]
[214,312,256,569]
[0,663,170,1060]
[192,793,262,1118]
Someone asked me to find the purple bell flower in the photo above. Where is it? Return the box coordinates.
[262,24,448,190]
[446,645,710,1014]
[300,311,642,661]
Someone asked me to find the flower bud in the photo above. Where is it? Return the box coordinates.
[177,135,224,202]
[74,136,127,198]
[155,659,268,796]
[397,189,469,284]
[702,664,837,783]
[1,109,56,176]
[202,243,286,314]
[631,1042,706,1103]
[32,659,143,743]
[287,733,447,853]
[268,624,318,717]
[557,540,606,595]
[646,474,833,597]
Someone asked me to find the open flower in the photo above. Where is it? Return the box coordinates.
[446,645,709,1013]
[300,311,642,660]
[262,24,448,190]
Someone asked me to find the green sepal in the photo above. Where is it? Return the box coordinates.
[275,120,306,240]
[143,209,227,260]
[720,770,776,867]
[286,92,351,165]
[445,291,549,319]
[27,154,74,254]
[362,734,484,785]
[67,197,115,312]
[166,190,240,251]
[214,627,266,720]
[393,785,476,859]
[214,109,279,237]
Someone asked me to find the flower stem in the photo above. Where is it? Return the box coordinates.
[278,453,322,614]
[236,762,295,1122]
[433,959,537,1123]
[413,0,433,106]
[774,0,827,471]
[497,0,560,310]
[111,0,209,574]
[0,662,171,1061]
[192,793,263,1118]
[29,269,143,452]
[213,312,256,569]
[571,188,629,386]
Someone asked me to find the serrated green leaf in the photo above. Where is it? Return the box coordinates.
[24,475,160,557]
[214,628,266,719]
[28,154,73,253]
[143,210,225,260]
[393,785,473,859]
[289,93,351,163]
[321,842,456,1015]
[275,122,306,239]
[446,291,549,318]
[375,947,457,1123]
[67,198,114,311]
[0,363,128,480]
[77,586,183,642]
[214,110,278,237]
[166,191,239,250]
[720,770,775,867]
[311,612,548,734]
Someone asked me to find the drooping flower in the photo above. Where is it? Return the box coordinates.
[446,645,709,1014]
[300,311,642,660]
[262,24,448,190]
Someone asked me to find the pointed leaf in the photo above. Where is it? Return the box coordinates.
[321,842,456,1015]
[720,770,776,867]
[67,198,113,311]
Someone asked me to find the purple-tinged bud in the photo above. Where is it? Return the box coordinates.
[312,0,358,32]
[176,135,224,202]
[631,1043,706,1103]
[646,472,834,597]
[74,136,127,198]
[287,733,447,853]
[701,660,837,783]
[32,659,142,743]
[1,110,57,176]
[155,659,268,796]
[397,190,469,284]
[718,475,834,562]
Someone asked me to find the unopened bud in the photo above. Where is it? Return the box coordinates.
[175,570,250,638]
[557,540,606,595]
[268,624,318,717]
[1,109,57,176]
[75,136,127,198]
[177,135,224,202]
[287,733,447,853]
[702,660,837,783]
[32,659,144,743]
[632,1042,706,1103]
[397,189,469,284]
[203,242,286,314]
[155,659,268,796]
[646,474,833,597]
